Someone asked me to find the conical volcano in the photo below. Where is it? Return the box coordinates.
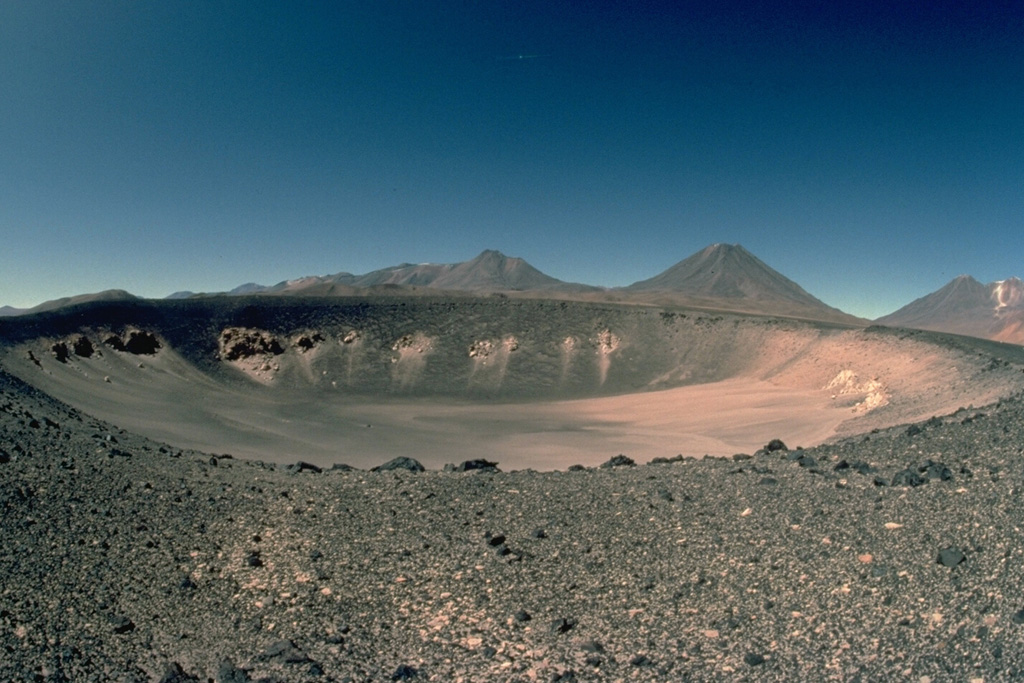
[877,275,1024,344]
[625,243,859,323]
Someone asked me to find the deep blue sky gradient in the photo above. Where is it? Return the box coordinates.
[1,1,1021,317]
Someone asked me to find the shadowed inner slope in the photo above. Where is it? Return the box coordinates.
[3,298,1023,470]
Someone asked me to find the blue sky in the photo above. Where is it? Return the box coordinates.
[1,1,1021,318]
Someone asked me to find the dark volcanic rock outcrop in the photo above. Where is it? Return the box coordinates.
[219,327,285,361]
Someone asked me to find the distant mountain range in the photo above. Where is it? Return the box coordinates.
[4,245,1022,345]
[164,244,859,324]
[0,290,139,318]
[246,249,601,296]
[877,275,1024,345]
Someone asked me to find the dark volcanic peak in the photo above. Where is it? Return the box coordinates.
[623,243,856,322]
[877,275,989,326]
[428,249,571,291]
[878,274,1024,345]
[627,243,807,301]
[229,282,270,296]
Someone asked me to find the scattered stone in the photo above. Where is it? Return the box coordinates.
[1012,609,1024,625]
[580,639,604,653]
[551,617,577,634]
[514,610,532,622]
[567,464,586,471]
[390,664,419,680]
[258,639,311,664]
[216,659,250,683]
[600,454,635,468]
[744,652,766,666]
[485,532,507,547]
[110,615,135,634]
[158,662,199,683]
[764,439,788,452]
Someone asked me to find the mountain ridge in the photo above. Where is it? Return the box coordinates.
[877,275,1024,345]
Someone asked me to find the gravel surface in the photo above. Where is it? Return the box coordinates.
[3,366,1024,681]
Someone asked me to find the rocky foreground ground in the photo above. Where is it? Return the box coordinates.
[2,367,1024,682]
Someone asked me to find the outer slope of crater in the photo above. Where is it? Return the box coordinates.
[3,364,1024,681]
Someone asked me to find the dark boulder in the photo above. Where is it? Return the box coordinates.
[551,617,577,634]
[600,454,636,468]
[110,615,135,634]
[892,469,926,487]
[287,461,323,474]
[919,460,952,481]
[158,663,199,683]
[764,439,788,452]
[372,457,425,473]
[453,459,500,473]
[216,659,250,683]
[937,547,966,568]
[258,639,311,664]
[391,665,420,680]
